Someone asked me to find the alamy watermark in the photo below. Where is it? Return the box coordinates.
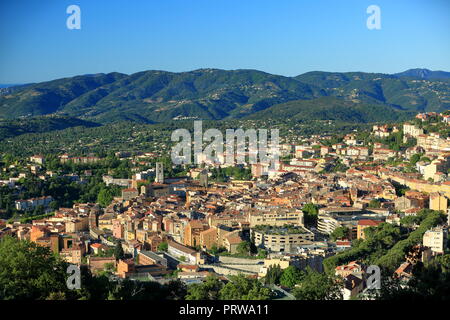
[366,265,381,290]
[171,121,280,172]
[67,5,81,30]
[65,5,380,31]
[367,5,381,30]
[66,265,81,290]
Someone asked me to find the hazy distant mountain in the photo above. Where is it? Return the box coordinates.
[394,68,450,80]
[0,68,448,123]
[0,84,34,101]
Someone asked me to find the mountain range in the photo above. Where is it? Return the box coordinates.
[0,68,449,124]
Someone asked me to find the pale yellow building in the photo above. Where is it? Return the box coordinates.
[248,209,304,227]
[403,123,424,138]
[258,258,291,277]
[429,193,448,211]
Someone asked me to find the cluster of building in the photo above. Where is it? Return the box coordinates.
[1,112,450,298]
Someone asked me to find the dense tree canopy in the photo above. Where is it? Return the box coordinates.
[292,268,342,300]
[330,226,349,241]
[280,266,305,288]
[0,236,186,300]
[0,236,73,299]
[185,274,271,300]
[114,240,125,260]
[264,265,283,286]
[323,222,403,273]
[219,274,271,300]
[185,275,224,300]
[302,203,319,226]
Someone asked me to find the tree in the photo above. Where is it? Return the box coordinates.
[0,236,118,300]
[391,181,410,197]
[219,274,271,300]
[236,241,251,256]
[323,222,402,273]
[157,241,168,252]
[292,268,342,300]
[103,262,116,274]
[0,236,73,299]
[368,199,381,208]
[164,279,188,300]
[49,200,59,211]
[257,248,268,259]
[280,266,304,288]
[264,265,283,285]
[375,254,450,300]
[400,215,421,227]
[409,153,422,165]
[330,226,349,241]
[249,233,258,254]
[375,209,446,271]
[114,240,124,260]
[46,292,67,300]
[97,188,113,207]
[106,278,187,300]
[209,244,226,255]
[302,203,319,226]
[186,275,224,300]
[33,205,45,216]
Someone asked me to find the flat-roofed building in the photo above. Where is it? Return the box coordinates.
[251,224,314,253]
[317,207,384,235]
[138,250,168,267]
[248,209,304,227]
[403,123,424,138]
[168,240,197,264]
[423,227,447,254]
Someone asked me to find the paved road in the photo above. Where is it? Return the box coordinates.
[268,284,296,300]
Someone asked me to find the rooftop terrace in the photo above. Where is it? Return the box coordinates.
[252,224,309,235]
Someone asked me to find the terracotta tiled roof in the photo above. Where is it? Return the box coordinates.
[358,219,382,226]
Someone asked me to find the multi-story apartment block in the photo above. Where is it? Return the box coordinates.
[403,123,424,138]
[252,225,314,253]
[423,227,447,254]
[15,196,53,211]
[248,209,304,227]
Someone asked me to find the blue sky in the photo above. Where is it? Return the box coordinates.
[0,0,449,83]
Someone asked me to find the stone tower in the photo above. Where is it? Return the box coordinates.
[155,162,164,183]
[199,169,208,188]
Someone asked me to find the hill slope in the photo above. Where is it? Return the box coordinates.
[0,68,449,123]
[0,116,100,141]
[294,71,450,113]
[245,97,415,122]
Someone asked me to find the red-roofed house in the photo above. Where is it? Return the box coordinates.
[357,220,383,239]
[90,242,107,255]
[122,188,139,201]
[335,261,364,278]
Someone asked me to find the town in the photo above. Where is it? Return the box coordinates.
[1,111,450,300]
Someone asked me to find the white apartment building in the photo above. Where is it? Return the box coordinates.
[423,227,447,254]
[403,123,424,138]
[15,196,53,211]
